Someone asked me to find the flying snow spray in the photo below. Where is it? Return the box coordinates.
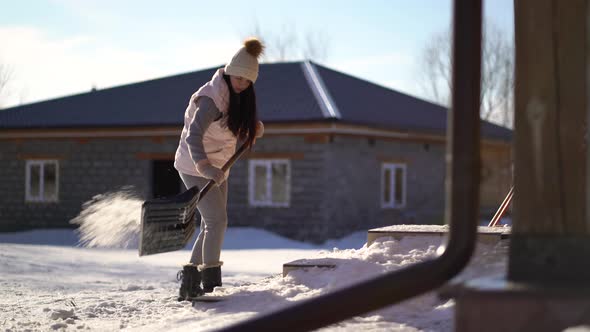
[70,187,142,248]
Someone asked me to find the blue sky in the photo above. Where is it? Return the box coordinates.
[0,0,514,108]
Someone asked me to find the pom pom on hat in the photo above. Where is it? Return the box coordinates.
[225,37,264,83]
[243,37,264,59]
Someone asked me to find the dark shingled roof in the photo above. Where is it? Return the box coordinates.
[0,61,511,141]
[315,65,511,140]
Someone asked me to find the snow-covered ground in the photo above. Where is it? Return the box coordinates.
[0,226,508,332]
[0,192,509,331]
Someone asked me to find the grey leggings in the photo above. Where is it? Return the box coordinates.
[179,172,228,266]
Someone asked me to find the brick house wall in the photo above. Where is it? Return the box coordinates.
[0,137,164,230]
[228,133,450,242]
[0,131,511,242]
[321,135,448,239]
[227,134,328,241]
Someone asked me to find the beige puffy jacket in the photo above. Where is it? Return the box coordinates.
[174,69,237,177]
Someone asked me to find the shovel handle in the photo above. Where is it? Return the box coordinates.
[196,142,250,203]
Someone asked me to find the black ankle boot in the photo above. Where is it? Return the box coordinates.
[201,266,222,293]
[177,264,204,301]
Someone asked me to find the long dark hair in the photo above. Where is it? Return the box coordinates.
[222,74,258,148]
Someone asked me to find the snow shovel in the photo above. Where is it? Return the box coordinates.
[139,143,249,256]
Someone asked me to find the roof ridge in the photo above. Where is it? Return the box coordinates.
[300,60,341,119]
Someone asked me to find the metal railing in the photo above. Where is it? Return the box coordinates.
[218,0,482,330]
[488,186,514,227]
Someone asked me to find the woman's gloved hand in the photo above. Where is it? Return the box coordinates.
[252,121,264,145]
[255,121,264,138]
[196,160,226,185]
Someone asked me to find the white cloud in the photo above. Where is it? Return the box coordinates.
[0,25,237,108]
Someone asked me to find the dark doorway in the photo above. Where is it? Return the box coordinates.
[152,160,182,198]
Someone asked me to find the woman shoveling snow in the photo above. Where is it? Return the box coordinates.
[173,37,265,301]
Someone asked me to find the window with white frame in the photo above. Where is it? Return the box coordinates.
[25,160,59,202]
[381,163,406,208]
[249,159,290,207]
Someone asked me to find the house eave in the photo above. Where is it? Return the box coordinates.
[0,122,510,146]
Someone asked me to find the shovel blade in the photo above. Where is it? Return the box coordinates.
[139,186,200,256]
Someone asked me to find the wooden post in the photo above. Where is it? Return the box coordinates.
[509,0,590,283]
[449,2,590,331]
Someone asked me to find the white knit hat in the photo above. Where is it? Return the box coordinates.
[224,37,264,83]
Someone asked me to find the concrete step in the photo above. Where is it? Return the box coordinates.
[367,224,510,246]
[282,258,337,277]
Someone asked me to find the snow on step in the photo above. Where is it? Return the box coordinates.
[367,224,511,246]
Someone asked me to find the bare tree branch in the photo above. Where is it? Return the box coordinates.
[271,23,298,62]
[0,63,14,109]
[302,29,330,62]
[419,20,514,127]
[0,64,11,94]
[244,21,330,63]
[420,32,452,107]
